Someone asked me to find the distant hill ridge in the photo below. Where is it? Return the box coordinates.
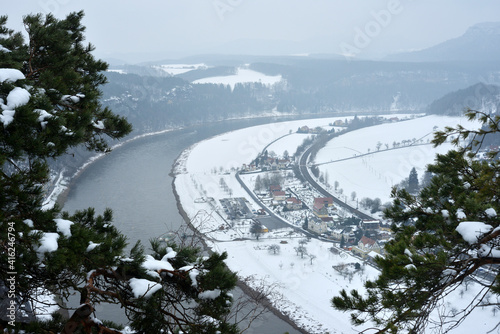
[387,22,500,62]
[426,82,500,115]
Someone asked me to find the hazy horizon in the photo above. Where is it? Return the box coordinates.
[3,1,500,63]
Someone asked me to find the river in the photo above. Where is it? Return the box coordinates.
[61,116,327,333]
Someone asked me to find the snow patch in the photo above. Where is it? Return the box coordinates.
[485,208,497,218]
[456,221,493,244]
[456,209,467,220]
[32,287,59,320]
[86,241,101,252]
[198,288,221,300]
[5,87,30,109]
[92,120,105,130]
[0,45,11,53]
[179,266,200,287]
[153,63,208,76]
[193,68,282,90]
[0,109,15,127]
[161,247,177,260]
[129,278,161,298]
[37,232,59,253]
[142,254,174,272]
[24,219,34,228]
[0,68,25,82]
[54,218,74,237]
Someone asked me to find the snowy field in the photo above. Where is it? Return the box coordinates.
[314,116,481,205]
[173,114,498,333]
[213,236,380,334]
[152,63,209,76]
[192,67,283,90]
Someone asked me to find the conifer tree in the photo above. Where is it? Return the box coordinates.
[0,12,243,333]
[407,167,419,194]
[250,221,263,240]
[332,110,500,333]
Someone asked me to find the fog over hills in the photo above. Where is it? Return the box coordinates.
[99,21,500,137]
[387,22,500,62]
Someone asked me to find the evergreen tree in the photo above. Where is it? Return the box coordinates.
[340,235,346,249]
[332,110,500,333]
[0,12,242,333]
[250,221,263,240]
[254,174,262,192]
[302,216,309,230]
[407,167,419,193]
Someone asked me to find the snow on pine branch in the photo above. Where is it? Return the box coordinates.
[456,217,500,259]
[456,221,493,245]
[128,278,162,299]
[0,86,31,127]
[0,68,25,83]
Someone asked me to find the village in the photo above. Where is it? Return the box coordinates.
[215,123,396,263]
[173,114,491,333]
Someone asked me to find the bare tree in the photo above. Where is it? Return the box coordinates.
[294,246,307,259]
[268,244,281,255]
[298,238,308,246]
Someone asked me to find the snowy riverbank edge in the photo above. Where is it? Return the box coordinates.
[47,110,300,209]
[170,166,309,334]
[46,128,179,209]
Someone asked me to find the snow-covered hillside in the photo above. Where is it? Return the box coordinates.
[173,114,494,333]
[314,115,481,204]
[192,67,282,90]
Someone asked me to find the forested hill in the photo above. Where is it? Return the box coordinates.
[102,72,277,133]
[426,83,500,116]
[102,57,500,134]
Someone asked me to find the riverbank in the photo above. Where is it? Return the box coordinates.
[170,171,308,334]
[169,116,382,333]
[48,127,181,209]
[50,110,371,209]
[54,115,333,332]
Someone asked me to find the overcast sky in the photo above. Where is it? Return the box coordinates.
[3,1,500,63]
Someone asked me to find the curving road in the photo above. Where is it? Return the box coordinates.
[235,171,319,238]
[298,139,377,221]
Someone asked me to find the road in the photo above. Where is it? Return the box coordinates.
[235,171,317,238]
[298,138,377,221]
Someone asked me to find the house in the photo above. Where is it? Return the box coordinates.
[272,191,286,202]
[285,197,303,210]
[331,227,356,244]
[269,185,282,193]
[298,125,310,133]
[242,163,257,172]
[308,219,328,234]
[358,236,378,250]
[276,158,290,169]
[379,223,393,233]
[313,197,333,218]
[361,220,380,230]
[314,197,333,207]
[352,236,381,258]
[313,201,329,218]
[333,119,344,126]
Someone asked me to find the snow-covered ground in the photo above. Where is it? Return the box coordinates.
[153,63,209,76]
[173,114,498,333]
[315,115,481,205]
[192,67,283,90]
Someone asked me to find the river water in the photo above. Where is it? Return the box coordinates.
[61,116,320,334]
